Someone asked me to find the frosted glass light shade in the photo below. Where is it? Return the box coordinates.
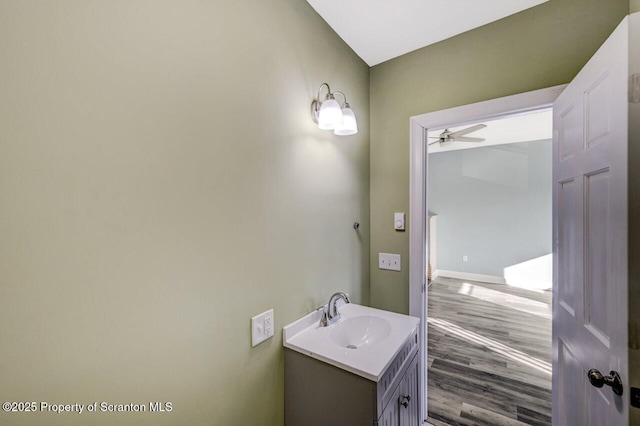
[333,106,358,135]
[318,98,343,130]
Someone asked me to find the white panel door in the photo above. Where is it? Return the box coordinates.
[553,16,628,426]
[380,385,401,426]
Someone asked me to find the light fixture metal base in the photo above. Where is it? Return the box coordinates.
[310,100,320,124]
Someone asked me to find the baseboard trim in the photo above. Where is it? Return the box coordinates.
[433,269,506,285]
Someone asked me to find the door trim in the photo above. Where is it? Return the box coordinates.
[408,84,566,423]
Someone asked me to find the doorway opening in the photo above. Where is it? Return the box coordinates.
[425,110,553,425]
[408,85,566,425]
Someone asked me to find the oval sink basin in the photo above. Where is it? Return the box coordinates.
[330,315,392,349]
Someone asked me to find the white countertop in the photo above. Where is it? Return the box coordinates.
[283,303,420,382]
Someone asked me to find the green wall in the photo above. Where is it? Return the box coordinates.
[633,0,640,13]
[369,0,629,314]
[0,1,369,425]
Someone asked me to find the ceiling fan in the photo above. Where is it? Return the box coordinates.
[428,124,487,146]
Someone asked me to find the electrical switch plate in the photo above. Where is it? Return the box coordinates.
[251,309,274,347]
[463,255,468,262]
[394,212,405,231]
[379,253,401,271]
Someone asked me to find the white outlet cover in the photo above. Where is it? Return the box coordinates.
[251,309,274,347]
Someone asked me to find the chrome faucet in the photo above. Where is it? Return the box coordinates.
[319,292,351,326]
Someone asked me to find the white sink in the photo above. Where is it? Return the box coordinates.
[283,303,419,382]
[330,315,391,349]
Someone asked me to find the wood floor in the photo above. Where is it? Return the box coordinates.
[427,276,552,426]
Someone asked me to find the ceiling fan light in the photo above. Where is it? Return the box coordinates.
[439,137,454,147]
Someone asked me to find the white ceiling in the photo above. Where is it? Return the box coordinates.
[306,0,547,66]
[427,108,552,154]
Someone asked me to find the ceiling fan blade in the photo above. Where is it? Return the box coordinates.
[449,124,487,138]
[456,137,485,142]
[428,140,441,146]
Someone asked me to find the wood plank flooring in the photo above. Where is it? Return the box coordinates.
[427,276,552,426]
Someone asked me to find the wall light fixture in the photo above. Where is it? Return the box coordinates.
[310,83,358,136]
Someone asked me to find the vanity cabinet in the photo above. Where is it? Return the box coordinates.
[285,328,419,426]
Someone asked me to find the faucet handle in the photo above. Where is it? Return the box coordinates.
[319,308,329,327]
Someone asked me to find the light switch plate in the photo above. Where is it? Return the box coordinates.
[394,212,405,231]
[251,309,274,347]
[379,253,401,271]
